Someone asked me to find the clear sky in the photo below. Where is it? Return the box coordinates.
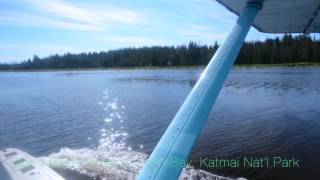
[0,0,281,63]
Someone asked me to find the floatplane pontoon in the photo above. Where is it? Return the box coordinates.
[0,148,65,180]
[1,0,319,180]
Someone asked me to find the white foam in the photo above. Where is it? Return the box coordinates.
[39,141,147,180]
[39,145,245,180]
[179,166,247,180]
[40,128,245,180]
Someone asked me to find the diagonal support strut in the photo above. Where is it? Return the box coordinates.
[137,1,263,179]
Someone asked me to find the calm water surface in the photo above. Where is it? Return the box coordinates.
[0,67,319,180]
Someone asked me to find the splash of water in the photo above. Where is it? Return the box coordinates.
[40,141,147,179]
[39,89,245,180]
[39,146,245,180]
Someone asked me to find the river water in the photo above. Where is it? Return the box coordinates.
[0,67,319,180]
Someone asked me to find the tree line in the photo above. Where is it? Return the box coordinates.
[0,34,319,70]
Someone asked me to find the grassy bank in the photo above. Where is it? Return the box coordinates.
[234,62,320,68]
[0,63,319,72]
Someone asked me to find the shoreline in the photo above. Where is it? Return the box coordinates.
[0,63,319,72]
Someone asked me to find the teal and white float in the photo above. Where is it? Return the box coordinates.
[0,148,65,180]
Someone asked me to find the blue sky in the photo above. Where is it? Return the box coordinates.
[0,0,280,63]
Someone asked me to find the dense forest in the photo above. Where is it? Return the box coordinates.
[0,34,319,70]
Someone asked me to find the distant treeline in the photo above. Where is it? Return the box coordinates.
[1,34,319,70]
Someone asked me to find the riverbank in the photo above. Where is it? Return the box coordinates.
[0,62,319,72]
[235,62,320,68]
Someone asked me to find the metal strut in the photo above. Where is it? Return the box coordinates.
[137,1,263,179]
